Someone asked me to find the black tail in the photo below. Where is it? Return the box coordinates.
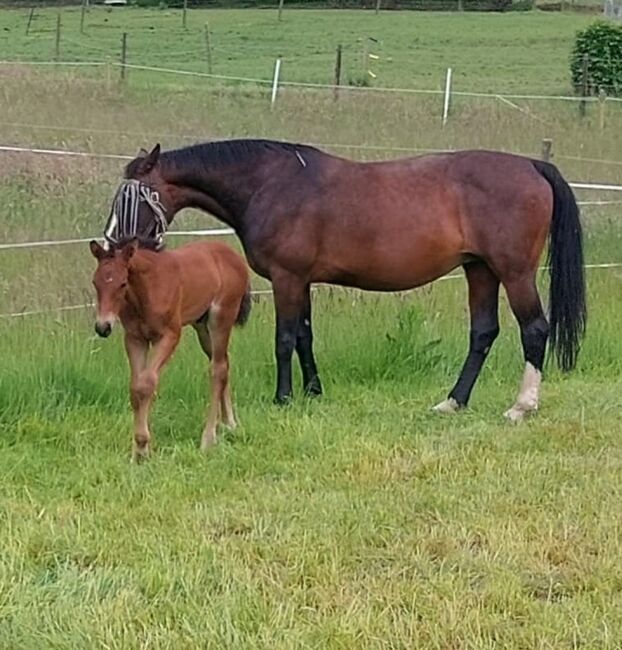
[533,160,586,371]
[235,285,252,326]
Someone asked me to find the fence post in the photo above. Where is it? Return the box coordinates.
[80,0,86,34]
[375,0,381,13]
[599,89,606,131]
[182,0,187,30]
[333,44,342,102]
[442,67,452,126]
[54,12,61,61]
[278,0,285,21]
[120,32,127,82]
[579,54,589,118]
[271,57,282,108]
[204,22,213,74]
[541,138,552,162]
[26,7,35,36]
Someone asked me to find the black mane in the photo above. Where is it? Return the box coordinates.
[124,138,318,178]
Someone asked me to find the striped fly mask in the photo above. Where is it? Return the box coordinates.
[103,179,168,250]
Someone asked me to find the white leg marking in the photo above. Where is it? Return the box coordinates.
[504,362,541,423]
[432,397,462,414]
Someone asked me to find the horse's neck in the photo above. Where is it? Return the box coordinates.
[163,157,270,230]
[125,257,158,317]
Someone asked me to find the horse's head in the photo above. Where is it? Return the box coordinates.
[89,239,137,338]
[104,145,169,250]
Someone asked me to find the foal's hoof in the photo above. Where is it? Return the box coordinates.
[432,398,462,414]
[503,405,536,424]
[131,445,150,463]
[200,433,217,452]
[303,377,323,398]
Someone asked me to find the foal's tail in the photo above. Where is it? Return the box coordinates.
[235,285,252,327]
[533,160,586,372]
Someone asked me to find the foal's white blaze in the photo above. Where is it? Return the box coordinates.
[504,362,541,423]
[432,397,461,414]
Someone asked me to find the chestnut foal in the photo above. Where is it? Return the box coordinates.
[90,238,250,460]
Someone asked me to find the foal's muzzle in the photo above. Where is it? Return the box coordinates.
[95,321,112,338]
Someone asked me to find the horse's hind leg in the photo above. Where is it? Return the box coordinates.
[434,261,500,413]
[503,275,549,423]
[201,313,234,451]
[296,285,322,397]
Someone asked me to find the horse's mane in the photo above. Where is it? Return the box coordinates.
[124,139,318,177]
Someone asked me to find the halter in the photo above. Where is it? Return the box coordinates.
[103,179,168,250]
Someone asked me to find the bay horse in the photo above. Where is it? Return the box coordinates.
[90,237,251,460]
[109,139,586,421]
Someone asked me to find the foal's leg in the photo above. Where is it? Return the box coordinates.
[296,285,323,397]
[503,276,549,423]
[193,321,235,430]
[272,271,307,405]
[125,333,150,461]
[130,329,180,461]
[201,316,234,451]
[434,261,500,413]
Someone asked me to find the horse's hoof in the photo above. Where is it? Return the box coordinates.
[200,434,217,452]
[503,405,536,423]
[273,394,293,406]
[432,397,461,414]
[303,377,323,398]
[131,445,150,463]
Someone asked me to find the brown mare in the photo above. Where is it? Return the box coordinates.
[90,238,250,459]
[105,140,586,421]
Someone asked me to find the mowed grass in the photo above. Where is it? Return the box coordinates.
[1,8,622,647]
[0,5,601,93]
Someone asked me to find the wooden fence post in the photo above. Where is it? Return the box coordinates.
[333,44,342,102]
[541,138,552,162]
[599,89,606,131]
[579,54,589,118]
[182,0,188,30]
[80,0,87,34]
[278,0,285,21]
[120,32,127,82]
[54,12,61,61]
[375,0,381,13]
[26,7,35,36]
[204,22,213,74]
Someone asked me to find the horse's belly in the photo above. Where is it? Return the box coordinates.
[315,250,466,292]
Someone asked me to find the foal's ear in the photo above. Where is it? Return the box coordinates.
[134,143,161,175]
[121,238,138,262]
[89,240,106,260]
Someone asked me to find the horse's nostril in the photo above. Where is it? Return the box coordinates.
[95,322,112,338]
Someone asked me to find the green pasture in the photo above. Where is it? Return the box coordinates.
[1,8,622,647]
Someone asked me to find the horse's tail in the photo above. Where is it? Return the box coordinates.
[235,284,252,327]
[533,159,586,372]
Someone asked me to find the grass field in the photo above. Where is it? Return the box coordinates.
[2,7,622,648]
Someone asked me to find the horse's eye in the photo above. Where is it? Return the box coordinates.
[120,282,128,289]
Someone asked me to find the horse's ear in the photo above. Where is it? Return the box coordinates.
[132,143,160,175]
[122,238,138,262]
[89,240,106,260]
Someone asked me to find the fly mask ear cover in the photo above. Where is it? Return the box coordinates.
[103,180,168,250]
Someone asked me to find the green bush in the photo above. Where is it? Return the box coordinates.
[571,21,622,96]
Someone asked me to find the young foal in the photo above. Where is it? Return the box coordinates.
[90,238,250,460]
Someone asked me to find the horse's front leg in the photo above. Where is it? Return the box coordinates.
[296,284,322,397]
[272,271,307,405]
[130,329,180,461]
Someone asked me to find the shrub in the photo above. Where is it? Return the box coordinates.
[571,21,622,96]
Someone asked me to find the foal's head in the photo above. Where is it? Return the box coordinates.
[89,239,138,338]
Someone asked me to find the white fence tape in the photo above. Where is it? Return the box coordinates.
[1,262,620,321]
[2,144,622,194]
[5,59,622,103]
